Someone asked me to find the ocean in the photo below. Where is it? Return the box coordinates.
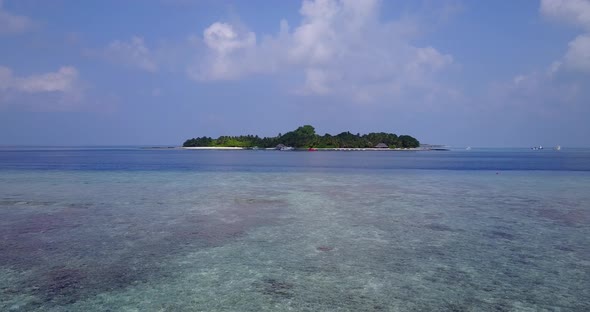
[0,148,589,311]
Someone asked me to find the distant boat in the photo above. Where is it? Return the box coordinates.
[554,145,561,151]
[531,145,543,150]
[275,144,293,151]
[466,147,471,150]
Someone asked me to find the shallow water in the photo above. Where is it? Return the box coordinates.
[0,149,589,311]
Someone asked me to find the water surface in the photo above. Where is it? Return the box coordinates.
[1,148,588,311]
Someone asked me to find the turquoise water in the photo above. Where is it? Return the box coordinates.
[0,149,589,311]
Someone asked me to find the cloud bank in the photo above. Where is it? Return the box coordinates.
[187,0,454,102]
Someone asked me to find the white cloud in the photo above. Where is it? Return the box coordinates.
[541,0,590,73]
[563,34,590,72]
[493,68,583,116]
[0,66,79,93]
[301,68,333,95]
[189,22,257,80]
[104,36,158,72]
[0,66,83,110]
[203,22,256,55]
[0,0,34,35]
[540,0,590,29]
[188,0,455,102]
[490,0,590,114]
[17,67,79,93]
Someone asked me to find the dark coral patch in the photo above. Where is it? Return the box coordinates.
[424,223,463,233]
[40,266,87,303]
[538,208,588,227]
[259,278,294,298]
[487,230,515,240]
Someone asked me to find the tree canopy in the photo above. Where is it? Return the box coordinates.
[182,125,420,148]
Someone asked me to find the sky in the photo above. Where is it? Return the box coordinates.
[0,0,589,147]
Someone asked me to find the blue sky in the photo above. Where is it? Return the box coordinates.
[1,0,589,147]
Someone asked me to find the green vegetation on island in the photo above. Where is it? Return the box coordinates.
[183,125,420,149]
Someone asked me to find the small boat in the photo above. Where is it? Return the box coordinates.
[466,147,472,150]
[554,145,561,151]
[280,146,294,151]
[308,147,317,151]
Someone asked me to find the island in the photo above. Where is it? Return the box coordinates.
[182,125,420,150]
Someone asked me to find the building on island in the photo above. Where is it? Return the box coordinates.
[375,143,388,149]
[275,144,286,150]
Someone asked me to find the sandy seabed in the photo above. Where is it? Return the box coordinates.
[0,170,589,311]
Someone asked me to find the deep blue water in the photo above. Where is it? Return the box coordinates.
[1,147,589,172]
[0,148,589,311]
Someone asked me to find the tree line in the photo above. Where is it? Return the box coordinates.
[183,125,420,148]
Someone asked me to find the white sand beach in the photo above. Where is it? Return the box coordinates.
[181,147,247,150]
